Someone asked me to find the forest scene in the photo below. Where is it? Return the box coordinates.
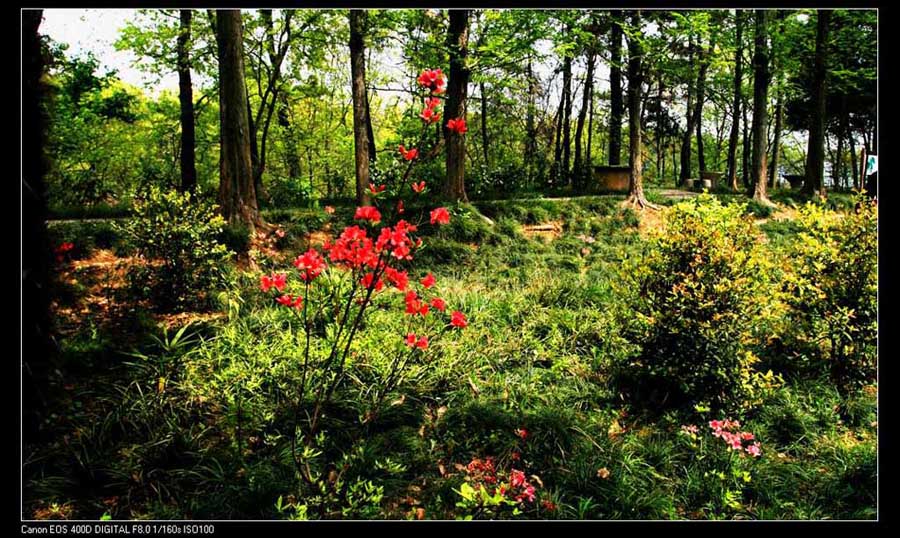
[22,8,877,521]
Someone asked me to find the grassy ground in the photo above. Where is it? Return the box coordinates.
[27,191,876,520]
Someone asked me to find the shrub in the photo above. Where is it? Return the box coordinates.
[782,197,877,396]
[618,195,778,412]
[117,187,231,311]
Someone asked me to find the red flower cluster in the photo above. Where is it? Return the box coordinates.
[276,294,303,309]
[293,249,326,282]
[420,273,436,289]
[384,266,409,291]
[55,242,75,263]
[260,272,287,292]
[419,96,442,124]
[405,333,429,349]
[360,272,384,292]
[404,290,430,316]
[324,226,379,270]
[416,68,445,94]
[447,118,467,134]
[355,205,382,224]
[376,219,418,260]
[708,420,761,457]
[398,144,419,161]
[430,297,447,312]
[430,207,451,225]
[369,183,386,195]
[462,458,541,507]
[451,310,468,328]
[412,181,426,194]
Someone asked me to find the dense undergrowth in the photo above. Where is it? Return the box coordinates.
[28,190,877,520]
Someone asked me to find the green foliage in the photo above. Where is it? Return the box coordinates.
[117,187,231,311]
[618,195,779,412]
[782,197,877,395]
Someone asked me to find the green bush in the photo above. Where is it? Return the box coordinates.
[618,195,778,412]
[782,197,877,396]
[117,187,231,311]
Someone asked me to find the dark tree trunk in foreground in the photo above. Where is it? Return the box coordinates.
[803,10,831,198]
[23,9,53,432]
[443,9,470,202]
[608,10,624,165]
[727,11,744,190]
[680,35,696,186]
[349,9,372,206]
[480,81,490,168]
[694,38,710,175]
[177,9,197,193]
[750,10,772,204]
[573,48,595,191]
[525,60,537,185]
[562,48,573,185]
[625,12,656,209]
[769,91,783,188]
[366,89,376,162]
[216,10,261,230]
[742,92,751,189]
[849,121,858,190]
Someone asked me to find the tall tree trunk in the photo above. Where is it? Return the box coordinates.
[835,128,845,190]
[443,9,470,202]
[277,93,301,180]
[525,60,537,185]
[562,49,573,185]
[655,74,663,180]
[177,10,197,193]
[694,40,710,175]
[480,81,489,168]
[625,12,655,209]
[680,36,696,185]
[849,124,858,190]
[216,10,261,230]
[573,48,595,191]
[803,10,831,198]
[750,10,771,204]
[769,91,783,188]
[608,10,624,165]
[741,92,751,189]
[552,85,564,183]
[366,86,377,162]
[349,9,372,205]
[727,11,744,190]
[23,8,53,431]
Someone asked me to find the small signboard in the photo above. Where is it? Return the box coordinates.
[866,154,877,176]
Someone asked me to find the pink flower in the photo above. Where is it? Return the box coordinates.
[746,443,762,457]
[740,432,755,441]
[515,428,528,440]
[510,469,526,488]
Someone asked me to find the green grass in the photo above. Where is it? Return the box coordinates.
[26,193,877,521]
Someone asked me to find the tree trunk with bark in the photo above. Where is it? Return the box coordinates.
[216,10,261,230]
[750,10,772,204]
[443,9,470,202]
[609,10,624,165]
[573,48,595,191]
[680,35,696,186]
[480,81,489,168]
[769,91,783,188]
[694,40,710,175]
[803,10,831,198]
[727,11,744,190]
[349,9,372,206]
[562,48,573,185]
[525,60,537,186]
[625,12,656,209]
[177,10,197,193]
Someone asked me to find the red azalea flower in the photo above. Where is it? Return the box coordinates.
[354,205,382,224]
[261,272,287,292]
[360,272,384,292]
[430,297,447,312]
[293,249,326,282]
[416,336,429,349]
[392,243,411,260]
[420,273,435,288]
[418,303,430,316]
[276,294,302,309]
[397,200,405,214]
[511,451,521,461]
[275,229,285,238]
[398,144,419,161]
[419,106,441,124]
[516,428,529,440]
[384,267,409,291]
[430,207,451,225]
[368,183,386,194]
[450,310,468,328]
[416,68,445,93]
[412,181,426,193]
[510,469,526,488]
[446,118,467,134]
[405,333,418,347]
[542,500,557,512]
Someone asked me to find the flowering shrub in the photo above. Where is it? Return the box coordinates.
[619,195,779,412]
[455,457,541,519]
[257,68,469,491]
[118,186,230,311]
[782,196,877,396]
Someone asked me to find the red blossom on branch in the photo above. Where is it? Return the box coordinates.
[412,181,426,194]
[446,118,467,134]
[430,207,451,225]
